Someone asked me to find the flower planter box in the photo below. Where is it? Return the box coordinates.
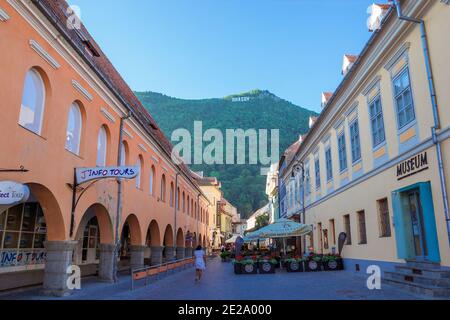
[233,263,242,274]
[286,260,304,272]
[258,261,276,274]
[305,259,322,272]
[322,260,338,271]
[242,263,258,274]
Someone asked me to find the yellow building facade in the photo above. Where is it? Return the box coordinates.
[285,0,450,273]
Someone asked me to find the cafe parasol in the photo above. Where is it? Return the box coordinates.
[244,218,313,254]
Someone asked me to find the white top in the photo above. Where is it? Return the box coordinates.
[194,250,206,270]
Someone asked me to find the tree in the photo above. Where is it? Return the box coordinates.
[256,214,269,229]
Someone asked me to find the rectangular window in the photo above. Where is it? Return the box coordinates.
[338,133,347,172]
[377,198,391,237]
[369,95,386,148]
[357,210,367,244]
[0,203,47,267]
[343,214,352,245]
[325,148,333,181]
[329,219,336,246]
[349,120,361,163]
[305,165,311,195]
[314,158,321,189]
[393,68,415,129]
[317,222,323,252]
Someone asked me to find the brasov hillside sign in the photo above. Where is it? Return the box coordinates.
[75,166,139,185]
[0,181,30,205]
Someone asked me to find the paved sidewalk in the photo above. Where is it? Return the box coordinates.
[0,257,424,300]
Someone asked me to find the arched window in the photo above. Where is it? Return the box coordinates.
[96,126,107,166]
[160,174,166,202]
[182,192,185,212]
[191,199,194,216]
[136,157,143,189]
[149,166,155,195]
[170,182,174,207]
[177,187,180,210]
[187,196,190,215]
[65,102,82,154]
[19,68,46,134]
[120,142,127,166]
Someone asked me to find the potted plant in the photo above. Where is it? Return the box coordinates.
[305,253,322,272]
[241,256,258,274]
[284,256,305,272]
[220,251,231,262]
[258,256,277,274]
[322,254,344,271]
[232,255,244,274]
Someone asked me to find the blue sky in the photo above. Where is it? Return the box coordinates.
[68,0,379,112]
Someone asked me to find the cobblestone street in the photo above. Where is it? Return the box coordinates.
[0,257,424,300]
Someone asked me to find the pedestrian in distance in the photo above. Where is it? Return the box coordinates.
[194,245,206,283]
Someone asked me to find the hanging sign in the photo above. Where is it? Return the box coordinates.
[0,181,30,205]
[75,166,139,185]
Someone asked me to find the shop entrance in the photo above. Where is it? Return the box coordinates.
[392,182,440,263]
[81,218,100,264]
[404,189,427,260]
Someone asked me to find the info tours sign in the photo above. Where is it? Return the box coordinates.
[75,166,140,185]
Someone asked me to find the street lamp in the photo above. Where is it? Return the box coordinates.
[292,160,306,255]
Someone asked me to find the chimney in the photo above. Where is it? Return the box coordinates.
[367,3,392,32]
[321,92,333,108]
[309,116,318,129]
[342,54,358,76]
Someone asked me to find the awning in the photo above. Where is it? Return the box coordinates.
[225,235,240,244]
[245,218,312,240]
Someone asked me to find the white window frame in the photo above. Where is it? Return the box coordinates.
[65,102,82,155]
[96,126,107,167]
[18,68,46,135]
[337,132,347,172]
[368,94,386,148]
[349,119,361,164]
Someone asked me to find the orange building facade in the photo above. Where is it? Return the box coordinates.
[0,0,212,295]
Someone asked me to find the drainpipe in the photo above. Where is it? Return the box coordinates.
[300,162,306,255]
[112,112,130,282]
[392,0,450,245]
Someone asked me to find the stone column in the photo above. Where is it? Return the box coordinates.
[150,246,163,266]
[185,247,192,258]
[98,243,115,282]
[42,240,78,297]
[164,246,175,261]
[129,245,146,270]
[176,247,185,260]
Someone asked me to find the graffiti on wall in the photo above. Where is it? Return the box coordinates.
[0,250,46,267]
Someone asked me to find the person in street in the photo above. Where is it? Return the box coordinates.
[220,244,225,253]
[194,245,206,282]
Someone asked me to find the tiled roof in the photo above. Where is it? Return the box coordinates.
[35,0,198,186]
[322,92,333,101]
[344,54,359,63]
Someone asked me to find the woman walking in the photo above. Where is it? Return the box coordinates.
[194,245,206,282]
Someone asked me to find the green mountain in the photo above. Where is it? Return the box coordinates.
[135,89,318,218]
